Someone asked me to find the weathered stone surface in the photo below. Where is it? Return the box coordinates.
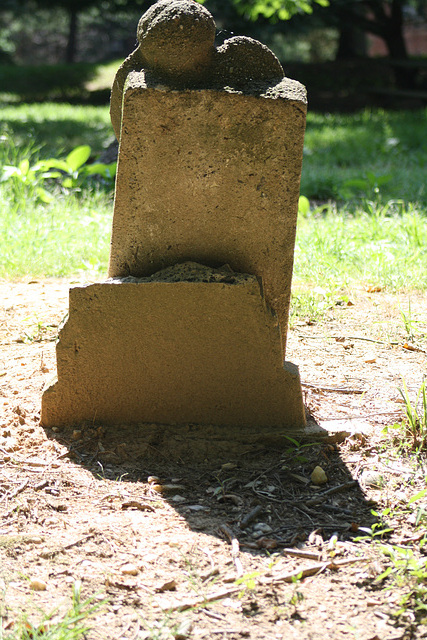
[41,264,306,431]
[212,36,284,90]
[108,74,306,354]
[137,0,215,85]
[109,0,290,140]
[110,49,145,139]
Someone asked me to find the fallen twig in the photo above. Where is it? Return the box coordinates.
[261,556,369,585]
[62,533,96,551]
[161,586,241,612]
[403,342,426,353]
[219,524,243,577]
[304,480,358,507]
[302,382,364,394]
[281,548,322,561]
[41,533,97,558]
[297,333,398,346]
[240,505,263,529]
[121,500,156,511]
[165,556,369,611]
[34,480,49,491]
[7,478,29,500]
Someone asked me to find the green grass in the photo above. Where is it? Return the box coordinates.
[0,102,427,284]
[0,103,114,278]
[301,109,427,204]
[0,188,112,278]
[294,200,427,291]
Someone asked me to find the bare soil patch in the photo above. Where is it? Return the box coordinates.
[0,279,426,639]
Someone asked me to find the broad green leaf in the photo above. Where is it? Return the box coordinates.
[35,159,70,173]
[298,195,310,215]
[19,159,30,175]
[66,145,91,172]
[62,177,74,189]
[408,488,427,505]
[375,566,393,582]
[84,162,117,180]
[40,171,63,179]
[376,174,392,186]
[36,187,54,204]
[1,165,20,180]
[107,162,117,178]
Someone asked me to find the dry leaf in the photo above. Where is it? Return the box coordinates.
[403,342,425,353]
[256,537,278,550]
[156,579,177,592]
[121,501,155,511]
[152,484,185,494]
[30,579,47,591]
[364,353,376,363]
[105,577,138,591]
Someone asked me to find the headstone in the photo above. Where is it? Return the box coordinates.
[41,0,309,454]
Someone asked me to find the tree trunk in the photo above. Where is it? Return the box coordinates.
[383,0,407,58]
[335,0,414,88]
[382,0,416,88]
[336,24,367,59]
[65,6,78,63]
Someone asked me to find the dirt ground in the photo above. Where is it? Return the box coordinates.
[0,278,426,640]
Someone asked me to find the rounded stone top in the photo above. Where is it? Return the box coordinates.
[137,0,216,85]
[213,36,284,90]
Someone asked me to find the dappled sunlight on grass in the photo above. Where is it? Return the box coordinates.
[0,103,113,158]
[302,108,427,204]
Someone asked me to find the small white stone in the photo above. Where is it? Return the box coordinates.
[253,522,273,534]
[172,495,186,503]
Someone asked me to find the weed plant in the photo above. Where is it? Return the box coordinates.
[2,581,103,640]
[0,186,111,278]
[0,123,114,278]
[397,379,427,453]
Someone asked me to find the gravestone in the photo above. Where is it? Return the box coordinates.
[41,0,309,454]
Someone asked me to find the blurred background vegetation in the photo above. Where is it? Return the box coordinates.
[0,0,426,109]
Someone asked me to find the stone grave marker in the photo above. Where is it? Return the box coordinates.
[42,0,310,455]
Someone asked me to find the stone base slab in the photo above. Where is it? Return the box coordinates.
[41,264,306,434]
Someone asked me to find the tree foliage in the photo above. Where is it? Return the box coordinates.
[232,0,329,21]
[232,0,426,64]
